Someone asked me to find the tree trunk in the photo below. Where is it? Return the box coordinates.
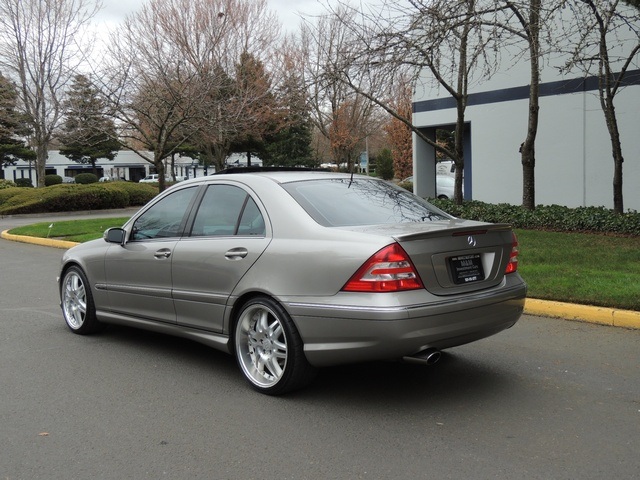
[522,149,536,210]
[520,0,540,211]
[604,99,624,213]
[155,156,166,192]
[586,0,626,213]
[35,143,47,188]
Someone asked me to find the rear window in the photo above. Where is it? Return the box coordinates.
[282,178,450,227]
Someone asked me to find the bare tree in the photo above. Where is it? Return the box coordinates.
[494,0,544,210]
[384,75,413,181]
[0,0,99,187]
[315,0,500,203]
[479,0,565,210]
[171,0,282,172]
[301,7,383,172]
[101,0,282,177]
[98,0,228,191]
[561,0,640,214]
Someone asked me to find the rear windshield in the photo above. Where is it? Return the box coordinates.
[282,178,450,227]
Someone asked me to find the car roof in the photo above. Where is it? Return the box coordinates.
[211,168,370,184]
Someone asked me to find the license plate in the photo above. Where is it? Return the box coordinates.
[449,254,485,284]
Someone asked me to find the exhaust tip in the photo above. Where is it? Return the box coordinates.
[403,348,442,366]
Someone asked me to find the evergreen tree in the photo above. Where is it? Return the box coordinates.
[267,59,313,167]
[58,74,120,175]
[376,148,394,181]
[0,73,35,168]
[229,53,278,164]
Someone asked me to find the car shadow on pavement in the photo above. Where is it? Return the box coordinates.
[298,350,516,406]
[92,324,514,405]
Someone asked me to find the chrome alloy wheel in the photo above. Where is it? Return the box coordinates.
[235,302,288,389]
[62,269,88,330]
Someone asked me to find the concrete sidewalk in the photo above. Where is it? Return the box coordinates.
[2,222,640,331]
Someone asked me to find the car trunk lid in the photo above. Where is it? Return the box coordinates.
[341,220,515,296]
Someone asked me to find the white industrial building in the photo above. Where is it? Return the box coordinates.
[412,10,640,211]
[2,151,262,184]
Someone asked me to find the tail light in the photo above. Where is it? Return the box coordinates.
[342,243,424,292]
[505,232,519,274]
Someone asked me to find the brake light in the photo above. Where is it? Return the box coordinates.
[342,243,424,292]
[505,232,519,274]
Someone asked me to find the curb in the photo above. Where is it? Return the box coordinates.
[525,298,640,330]
[1,230,79,249]
[2,230,639,330]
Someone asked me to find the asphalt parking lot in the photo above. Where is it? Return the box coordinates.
[1,213,639,479]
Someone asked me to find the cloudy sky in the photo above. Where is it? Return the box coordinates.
[95,0,329,32]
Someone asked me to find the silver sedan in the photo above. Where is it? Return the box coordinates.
[59,170,526,394]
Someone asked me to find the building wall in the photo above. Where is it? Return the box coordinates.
[412,9,640,211]
[2,151,263,184]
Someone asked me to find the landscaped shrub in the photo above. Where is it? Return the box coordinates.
[0,184,128,214]
[74,173,98,184]
[0,187,21,206]
[14,178,33,188]
[376,149,395,180]
[103,181,157,206]
[429,199,640,236]
[45,174,63,186]
[0,182,158,215]
[0,179,16,189]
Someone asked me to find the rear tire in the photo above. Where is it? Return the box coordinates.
[233,296,317,395]
[60,266,102,334]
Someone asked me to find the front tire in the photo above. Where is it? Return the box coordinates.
[60,266,102,334]
[234,296,317,395]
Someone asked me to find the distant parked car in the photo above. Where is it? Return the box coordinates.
[59,169,525,395]
[402,175,463,199]
[62,176,75,184]
[139,174,185,183]
[139,174,164,183]
[436,175,460,199]
[436,160,456,177]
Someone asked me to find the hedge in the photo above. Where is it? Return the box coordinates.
[45,174,63,186]
[14,178,33,188]
[0,182,158,215]
[0,179,16,190]
[429,199,640,236]
[74,173,98,184]
[102,182,157,206]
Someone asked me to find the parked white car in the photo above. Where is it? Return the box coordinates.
[402,175,463,200]
[139,174,159,183]
[139,174,185,183]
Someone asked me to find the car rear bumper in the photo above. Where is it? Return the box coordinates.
[284,279,527,367]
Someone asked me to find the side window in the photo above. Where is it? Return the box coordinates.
[237,197,266,236]
[191,185,265,237]
[131,187,197,240]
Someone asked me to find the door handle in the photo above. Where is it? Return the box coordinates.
[225,247,248,260]
[154,248,172,259]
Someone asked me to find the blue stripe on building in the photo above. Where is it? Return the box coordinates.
[413,69,640,113]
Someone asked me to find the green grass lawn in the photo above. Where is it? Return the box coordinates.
[8,219,640,311]
[516,229,640,311]
[8,217,130,243]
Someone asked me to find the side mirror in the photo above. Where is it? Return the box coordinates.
[104,227,126,246]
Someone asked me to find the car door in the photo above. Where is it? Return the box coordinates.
[104,186,199,324]
[171,183,271,332]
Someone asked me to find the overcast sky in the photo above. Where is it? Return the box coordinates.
[95,0,328,32]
